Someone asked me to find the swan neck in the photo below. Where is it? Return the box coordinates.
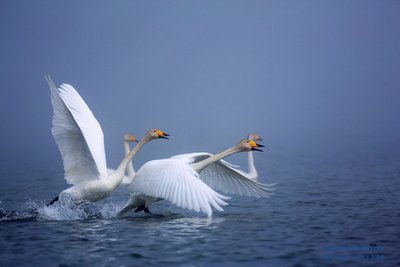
[247,150,257,177]
[124,141,135,178]
[115,137,149,181]
[192,146,240,173]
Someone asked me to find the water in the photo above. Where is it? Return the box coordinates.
[1,152,399,266]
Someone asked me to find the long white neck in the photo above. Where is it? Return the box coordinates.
[124,141,136,178]
[247,150,258,179]
[109,137,150,190]
[191,146,241,173]
[247,134,258,179]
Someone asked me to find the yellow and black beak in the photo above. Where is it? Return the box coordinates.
[249,140,264,152]
[156,130,170,139]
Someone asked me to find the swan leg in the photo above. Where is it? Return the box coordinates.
[117,204,134,217]
[118,195,146,217]
[134,205,151,214]
[134,206,143,213]
[46,196,59,206]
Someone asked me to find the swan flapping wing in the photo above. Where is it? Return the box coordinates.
[200,162,276,198]
[45,75,108,184]
[172,153,275,198]
[128,159,230,217]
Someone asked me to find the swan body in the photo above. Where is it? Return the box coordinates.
[45,75,169,205]
[118,140,273,217]
[61,178,117,203]
[119,159,230,217]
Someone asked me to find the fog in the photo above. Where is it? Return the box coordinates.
[0,1,399,170]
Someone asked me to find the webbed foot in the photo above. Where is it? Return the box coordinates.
[46,196,59,206]
[135,205,151,214]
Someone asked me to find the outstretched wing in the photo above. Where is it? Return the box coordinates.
[171,152,276,198]
[45,75,108,184]
[129,159,230,217]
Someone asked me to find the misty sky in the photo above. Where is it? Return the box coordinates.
[0,1,399,170]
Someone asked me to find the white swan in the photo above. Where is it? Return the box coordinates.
[45,75,169,205]
[172,133,264,181]
[121,134,138,185]
[242,133,263,180]
[118,140,274,217]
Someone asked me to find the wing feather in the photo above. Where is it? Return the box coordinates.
[171,152,276,198]
[128,159,229,216]
[45,75,107,184]
[201,162,276,198]
[57,84,108,177]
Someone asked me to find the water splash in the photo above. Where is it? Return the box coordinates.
[0,200,39,221]
[0,198,90,222]
[0,197,222,222]
[37,197,89,221]
[97,202,122,219]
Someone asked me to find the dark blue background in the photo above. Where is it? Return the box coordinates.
[1,0,399,170]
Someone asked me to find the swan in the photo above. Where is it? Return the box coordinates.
[171,133,264,181]
[121,134,138,185]
[170,139,275,196]
[242,133,263,180]
[118,139,273,217]
[45,75,169,205]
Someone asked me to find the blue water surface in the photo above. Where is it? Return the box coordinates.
[1,152,399,266]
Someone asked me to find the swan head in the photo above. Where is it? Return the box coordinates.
[123,134,138,143]
[145,129,170,140]
[238,139,264,152]
[248,133,263,141]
